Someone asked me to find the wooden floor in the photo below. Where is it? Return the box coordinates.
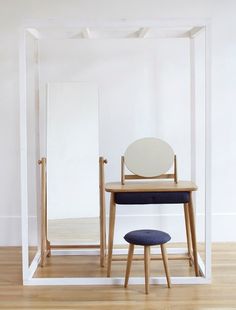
[1,244,236,309]
[34,249,196,278]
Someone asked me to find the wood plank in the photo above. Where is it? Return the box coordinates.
[105,181,198,192]
[144,245,150,294]
[124,173,175,180]
[107,193,116,277]
[1,244,236,308]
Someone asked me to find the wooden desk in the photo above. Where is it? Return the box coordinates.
[105,181,199,277]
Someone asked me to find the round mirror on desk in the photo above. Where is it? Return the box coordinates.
[124,137,174,177]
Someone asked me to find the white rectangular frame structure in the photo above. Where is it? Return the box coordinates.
[19,18,211,285]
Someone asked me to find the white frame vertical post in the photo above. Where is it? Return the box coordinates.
[190,35,196,190]
[204,23,212,280]
[19,19,211,285]
[20,28,42,284]
[189,25,212,280]
[19,27,30,283]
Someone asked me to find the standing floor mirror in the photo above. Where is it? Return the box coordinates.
[47,82,100,250]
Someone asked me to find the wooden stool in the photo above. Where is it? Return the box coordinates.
[124,229,171,294]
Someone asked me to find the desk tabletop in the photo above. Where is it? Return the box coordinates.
[105,181,197,193]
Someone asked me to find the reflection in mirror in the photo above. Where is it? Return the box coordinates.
[47,82,100,247]
[124,137,174,177]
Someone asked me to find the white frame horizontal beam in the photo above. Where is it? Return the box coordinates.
[137,27,150,38]
[22,18,210,29]
[25,247,208,286]
[189,26,205,38]
[81,27,91,39]
[21,18,210,40]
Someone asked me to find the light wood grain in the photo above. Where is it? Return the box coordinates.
[107,193,116,277]
[184,203,193,266]
[174,154,178,183]
[39,157,48,267]
[160,243,171,288]
[99,156,107,267]
[124,244,134,288]
[106,180,199,277]
[144,245,150,294]
[1,244,236,309]
[125,243,171,294]
[105,181,198,193]
[35,243,198,278]
[121,156,125,185]
[188,193,199,276]
[124,173,175,180]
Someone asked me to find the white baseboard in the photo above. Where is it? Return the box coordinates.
[0,213,236,245]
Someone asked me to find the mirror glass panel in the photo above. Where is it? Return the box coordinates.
[47,82,99,246]
[124,137,174,177]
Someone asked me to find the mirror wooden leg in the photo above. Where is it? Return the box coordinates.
[99,157,107,267]
[47,240,51,257]
[100,207,106,268]
[188,194,199,276]
[45,184,51,258]
[39,158,47,267]
[184,203,193,266]
[124,244,134,288]
[107,193,116,277]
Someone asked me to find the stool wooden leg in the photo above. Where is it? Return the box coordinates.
[124,244,134,288]
[160,244,171,288]
[184,203,193,266]
[144,246,150,294]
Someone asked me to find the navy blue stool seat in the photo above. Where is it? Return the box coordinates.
[115,191,190,204]
[124,229,171,246]
[124,229,171,294]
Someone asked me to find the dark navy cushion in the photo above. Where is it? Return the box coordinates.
[115,192,190,204]
[124,229,171,246]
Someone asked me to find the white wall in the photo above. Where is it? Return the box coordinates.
[39,37,192,243]
[0,0,236,245]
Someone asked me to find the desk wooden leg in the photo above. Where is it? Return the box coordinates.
[188,194,199,276]
[107,193,116,277]
[184,203,193,266]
